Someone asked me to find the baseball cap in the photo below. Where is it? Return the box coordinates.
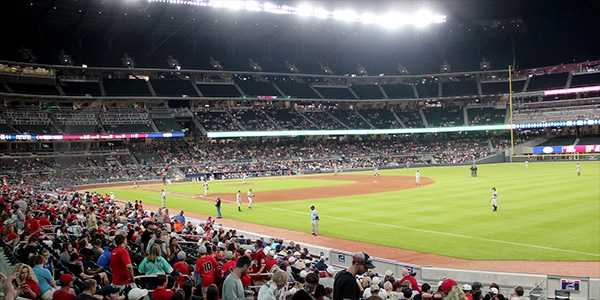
[198,245,207,254]
[353,252,376,269]
[101,285,121,296]
[294,251,301,256]
[295,262,306,270]
[439,278,458,292]
[472,281,483,289]
[371,284,380,292]
[177,251,186,261]
[59,274,73,285]
[288,257,297,263]
[372,277,381,285]
[489,287,499,294]
[225,251,234,260]
[385,270,394,277]
[462,284,472,291]
[268,250,276,257]
[326,266,336,275]
[128,288,149,300]
[299,270,308,278]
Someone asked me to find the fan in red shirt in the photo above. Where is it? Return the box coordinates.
[264,249,279,274]
[172,251,191,287]
[250,239,269,285]
[220,250,237,281]
[23,211,41,238]
[194,245,220,297]
[399,267,421,293]
[150,274,181,300]
[109,234,135,286]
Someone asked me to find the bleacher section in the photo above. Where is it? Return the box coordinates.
[570,72,600,88]
[275,81,321,99]
[230,108,275,131]
[513,105,600,124]
[103,78,152,97]
[264,108,318,130]
[350,84,385,99]
[150,79,199,97]
[526,73,569,92]
[313,86,356,99]
[149,107,182,132]
[422,107,463,127]
[358,108,400,129]
[481,80,527,95]
[578,135,600,145]
[395,108,425,128]
[236,81,281,97]
[99,109,153,133]
[3,82,60,96]
[196,83,241,98]
[54,112,100,134]
[381,84,415,99]
[328,108,371,129]
[195,109,240,131]
[536,136,576,146]
[4,111,55,134]
[441,80,478,97]
[60,81,102,97]
[301,110,347,129]
[467,107,506,125]
[415,82,439,98]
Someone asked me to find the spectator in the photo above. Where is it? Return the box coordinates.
[149,274,180,300]
[222,256,252,300]
[399,268,421,293]
[206,284,219,300]
[30,255,57,300]
[52,274,76,300]
[12,263,40,300]
[292,272,324,300]
[110,234,135,289]
[333,252,375,300]
[100,285,121,300]
[194,245,220,297]
[257,269,288,300]
[139,244,173,275]
[74,279,97,300]
[509,286,524,300]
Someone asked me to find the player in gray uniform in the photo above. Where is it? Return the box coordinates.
[203,181,209,197]
[576,163,581,176]
[415,170,421,185]
[236,190,242,212]
[247,189,254,209]
[491,187,498,212]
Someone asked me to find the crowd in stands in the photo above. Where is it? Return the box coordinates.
[0,133,532,188]
[0,185,528,300]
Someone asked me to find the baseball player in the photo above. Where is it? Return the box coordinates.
[236,190,242,212]
[415,170,421,185]
[525,159,529,170]
[491,187,498,212]
[161,189,166,208]
[242,173,247,184]
[247,189,254,209]
[576,163,581,176]
[373,165,380,176]
[203,181,209,197]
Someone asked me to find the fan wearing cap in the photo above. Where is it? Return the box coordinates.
[221,251,237,280]
[194,244,221,297]
[128,287,149,300]
[52,274,76,300]
[332,252,375,300]
[438,278,470,300]
[251,239,269,285]
[172,251,191,287]
[265,249,279,274]
[483,283,505,300]
[100,285,121,300]
[149,274,181,300]
[320,266,336,288]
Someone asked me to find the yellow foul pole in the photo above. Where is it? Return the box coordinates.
[509,65,514,158]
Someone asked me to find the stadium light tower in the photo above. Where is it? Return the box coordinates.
[319,63,333,74]
[59,50,73,66]
[285,60,300,73]
[209,57,223,70]
[248,59,263,71]
[440,60,451,73]
[167,55,181,70]
[480,58,491,70]
[122,53,135,68]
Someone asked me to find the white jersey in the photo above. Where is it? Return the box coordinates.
[236,193,242,204]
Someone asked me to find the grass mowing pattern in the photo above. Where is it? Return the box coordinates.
[93,161,600,261]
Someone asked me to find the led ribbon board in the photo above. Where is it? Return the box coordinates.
[0,132,184,141]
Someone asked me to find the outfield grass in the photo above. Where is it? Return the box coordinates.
[94,161,600,261]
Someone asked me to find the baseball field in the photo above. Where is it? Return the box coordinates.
[92,161,600,262]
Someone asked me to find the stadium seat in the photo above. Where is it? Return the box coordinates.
[529,287,543,300]
[554,290,570,300]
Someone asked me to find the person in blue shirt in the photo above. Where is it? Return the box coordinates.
[31,254,57,300]
[311,206,319,236]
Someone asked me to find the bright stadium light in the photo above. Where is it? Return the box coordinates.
[144,0,446,28]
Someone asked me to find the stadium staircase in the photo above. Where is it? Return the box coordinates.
[323,110,350,129]
[418,108,430,127]
[463,107,469,126]
[297,110,320,129]
[389,108,407,128]
[354,109,376,129]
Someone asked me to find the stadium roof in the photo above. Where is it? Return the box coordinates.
[1,0,598,74]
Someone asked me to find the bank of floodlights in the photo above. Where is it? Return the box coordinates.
[248,59,262,71]
[357,64,368,76]
[59,50,73,66]
[398,64,409,74]
[440,61,451,73]
[209,57,223,70]
[122,53,135,68]
[285,60,300,73]
[319,63,333,74]
[167,55,181,70]
[480,58,490,70]
[145,0,446,28]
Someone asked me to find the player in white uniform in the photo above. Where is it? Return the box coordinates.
[236,190,242,212]
[491,187,498,212]
[161,189,166,208]
[415,170,421,185]
[373,166,380,176]
[242,173,247,184]
[576,163,581,176]
[203,181,209,197]
[247,189,254,209]
[525,159,529,170]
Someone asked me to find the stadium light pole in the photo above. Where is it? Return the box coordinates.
[509,65,514,160]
